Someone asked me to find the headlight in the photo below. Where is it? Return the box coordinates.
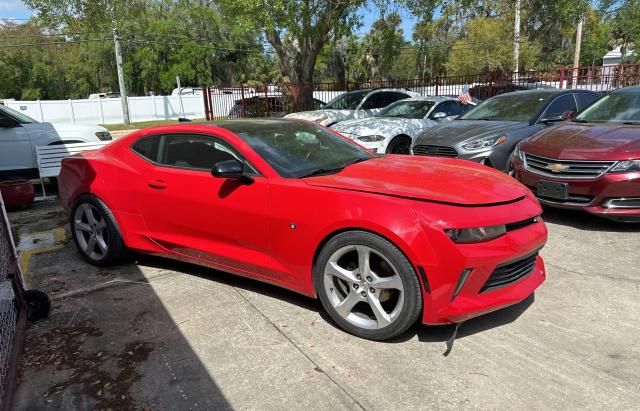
[512,144,525,162]
[445,224,506,243]
[357,135,386,142]
[95,131,112,141]
[461,135,507,152]
[609,159,640,173]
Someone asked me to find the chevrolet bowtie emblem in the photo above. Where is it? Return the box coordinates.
[546,163,570,173]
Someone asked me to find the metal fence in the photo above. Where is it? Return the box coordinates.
[202,63,640,120]
[0,192,27,410]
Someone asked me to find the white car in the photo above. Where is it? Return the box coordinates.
[331,97,474,154]
[283,88,420,126]
[0,105,112,179]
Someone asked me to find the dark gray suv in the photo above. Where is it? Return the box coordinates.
[412,89,599,171]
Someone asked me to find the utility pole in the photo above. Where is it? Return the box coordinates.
[513,0,521,80]
[113,27,130,125]
[572,15,584,88]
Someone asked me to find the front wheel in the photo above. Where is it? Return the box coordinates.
[386,136,412,155]
[70,195,126,266]
[314,231,422,341]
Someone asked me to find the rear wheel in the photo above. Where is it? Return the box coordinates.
[70,195,126,266]
[386,136,412,155]
[314,231,422,341]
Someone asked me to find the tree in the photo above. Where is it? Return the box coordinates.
[359,13,408,80]
[218,0,366,108]
[445,17,540,75]
[606,0,640,63]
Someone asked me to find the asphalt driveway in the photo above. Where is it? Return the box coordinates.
[9,200,640,410]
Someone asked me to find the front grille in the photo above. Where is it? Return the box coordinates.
[524,153,615,179]
[525,185,595,205]
[481,252,538,293]
[413,144,459,157]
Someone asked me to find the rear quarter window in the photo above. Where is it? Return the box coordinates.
[132,136,160,162]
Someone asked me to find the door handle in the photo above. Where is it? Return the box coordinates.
[147,179,167,189]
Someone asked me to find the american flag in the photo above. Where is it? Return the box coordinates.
[458,84,472,104]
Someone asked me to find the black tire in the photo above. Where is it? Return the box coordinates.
[386,135,412,155]
[313,231,422,341]
[23,289,51,322]
[70,194,126,266]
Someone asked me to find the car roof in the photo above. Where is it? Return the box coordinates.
[493,88,595,98]
[612,85,640,93]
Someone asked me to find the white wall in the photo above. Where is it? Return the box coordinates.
[2,91,344,125]
[3,95,206,125]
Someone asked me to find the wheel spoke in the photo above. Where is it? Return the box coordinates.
[370,273,403,291]
[367,293,392,328]
[356,246,371,276]
[95,219,107,230]
[75,221,91,232]
[325,261,357,283]
[334,291,361,317]
[86,234,96,254]
[83,204,98,225]
[95,233,108,253]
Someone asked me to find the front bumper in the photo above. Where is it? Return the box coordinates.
[512,157,640,222]
[413,199,547,325]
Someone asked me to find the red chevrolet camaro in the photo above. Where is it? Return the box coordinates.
[58,119,547,340]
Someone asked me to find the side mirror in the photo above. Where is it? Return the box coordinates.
[431,112,447,120]
[211,159,254,184]
[0,117,19,128]
[540,115,565,124]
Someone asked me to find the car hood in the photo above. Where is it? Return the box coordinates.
[415,120,528,146]
[521,122,640,160]
[51,123,108,135]
[303,156,528,206]
[333,117,426,139]
[284,110,355,126]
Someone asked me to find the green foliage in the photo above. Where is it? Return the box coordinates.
[445,17,540,75]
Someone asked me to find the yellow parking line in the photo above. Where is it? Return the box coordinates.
[19,227,66,287]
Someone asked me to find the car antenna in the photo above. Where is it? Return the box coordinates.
[443,321,465,357]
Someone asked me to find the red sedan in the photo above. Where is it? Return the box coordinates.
[511,86,640,222]
[59,119,547,340]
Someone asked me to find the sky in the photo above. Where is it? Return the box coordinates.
[0,0,419,40]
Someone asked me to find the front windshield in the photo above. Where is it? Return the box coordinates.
[458,92,553,122]
[221,120,372,178]
[324,90,369,110]
[574,92,640,124]
[376,100,435,119]
[0,105,37,123]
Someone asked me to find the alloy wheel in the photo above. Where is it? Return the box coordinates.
[73,203,109,261]
[323,245,405,330]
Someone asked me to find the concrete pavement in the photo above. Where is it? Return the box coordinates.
[10,201,640,410]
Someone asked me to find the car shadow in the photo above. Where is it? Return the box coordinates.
[137,255,536,350]
[541,206,640,233]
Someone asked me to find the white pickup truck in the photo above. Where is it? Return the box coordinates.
[0,104,112,180]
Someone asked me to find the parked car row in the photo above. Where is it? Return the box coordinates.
[286,86,639,222]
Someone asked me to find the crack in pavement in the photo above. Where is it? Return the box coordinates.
[545,261,640,285]
[231,287,367,411]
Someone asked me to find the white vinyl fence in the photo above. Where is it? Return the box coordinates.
[3,95,205,125]
[2,90,344,126]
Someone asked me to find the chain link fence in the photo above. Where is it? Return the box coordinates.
[0,192,27,409]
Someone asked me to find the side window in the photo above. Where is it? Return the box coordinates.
[433,101,462,117]
[131,135,161,162]
[543,94,578,119]
[159,134,243,170]
[361,92,407,110]
[575,93,599,110]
